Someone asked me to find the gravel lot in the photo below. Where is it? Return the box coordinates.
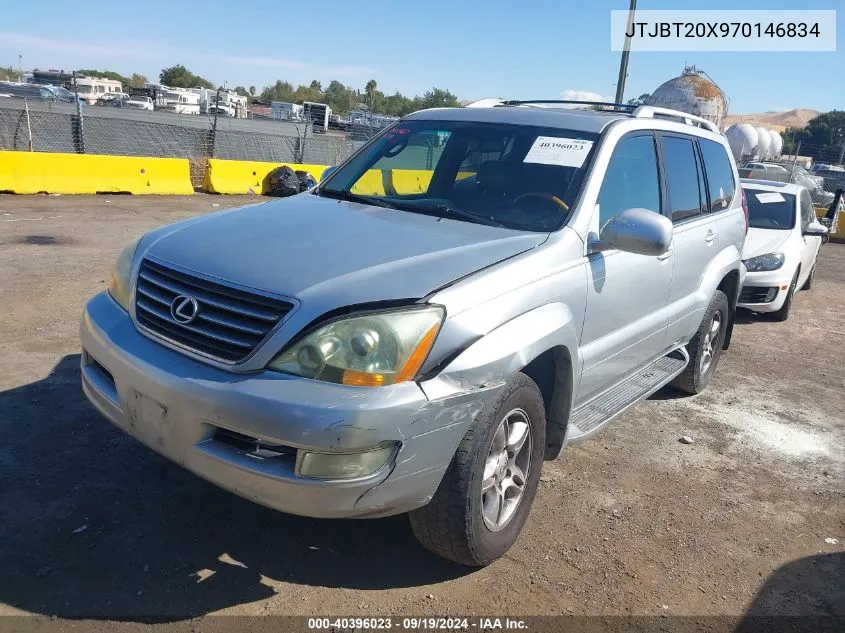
[0,195,842,624]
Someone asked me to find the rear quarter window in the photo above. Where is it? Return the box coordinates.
[699,139,736,213]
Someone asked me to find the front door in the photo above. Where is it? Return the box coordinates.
[798,189,822,286]
[578,133,673,404]
[661,134,727,346]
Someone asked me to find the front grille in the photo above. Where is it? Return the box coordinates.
[134,258,293,362]
[739,286,778,304]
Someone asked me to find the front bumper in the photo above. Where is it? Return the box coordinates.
[737,270,793,312]
[80,291,498,518]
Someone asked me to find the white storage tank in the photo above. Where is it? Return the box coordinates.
[648,65,728,129]
[755,127,772,160]
[769,131,784,158]
[725,123,759,159]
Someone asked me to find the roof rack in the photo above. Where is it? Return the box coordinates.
[499,99,637,111]
[632,105,721,134]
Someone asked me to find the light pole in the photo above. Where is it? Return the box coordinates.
[614,0,638,106]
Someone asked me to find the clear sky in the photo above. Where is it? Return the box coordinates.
[1,0,842,114]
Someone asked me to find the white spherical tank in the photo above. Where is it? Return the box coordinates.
[755,127,772,160]
[725,123,759,159]
[648,66,728,129]
[770,131,783,158]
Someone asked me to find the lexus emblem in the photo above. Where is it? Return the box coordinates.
[170,294,199,324]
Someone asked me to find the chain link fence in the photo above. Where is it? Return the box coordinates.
[735,140,845,207]
[0,97,364,187]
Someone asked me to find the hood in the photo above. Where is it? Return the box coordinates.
[742,227,791,260]
[145,193,546,309]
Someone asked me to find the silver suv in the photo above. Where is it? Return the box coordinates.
[80,103,746,566]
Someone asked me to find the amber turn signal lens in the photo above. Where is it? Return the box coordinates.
[342,370,386,387]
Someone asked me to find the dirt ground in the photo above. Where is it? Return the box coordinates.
[0,195,842,624]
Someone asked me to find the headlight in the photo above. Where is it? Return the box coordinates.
[297,443,398,479]
[108,238,141,311]
[743,252,785,272]
[268,306,444,387]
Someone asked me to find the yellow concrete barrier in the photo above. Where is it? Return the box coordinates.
[204,159,328,194]
[349,169,473,196]
[0,151,193,195]
[816,206,845,241]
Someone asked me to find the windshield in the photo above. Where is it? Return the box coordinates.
[743,188,796,230]
[317,119,599,232]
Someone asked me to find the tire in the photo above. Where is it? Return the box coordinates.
[409,372,546,567]
[671,290,729,395]
[801,265,815,291]
[772,270,799,322]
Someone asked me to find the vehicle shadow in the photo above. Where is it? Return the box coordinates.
[0,354,471,621]
[735,552,845,632]
[734,309,770,325]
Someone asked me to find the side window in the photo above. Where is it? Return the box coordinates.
[800,190,815,229]
[699,139,736,212]
[662,136,702,222]
[598,134,661,227]
[694,145,709,214]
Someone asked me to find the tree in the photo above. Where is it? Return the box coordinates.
[782,111,845,159]
[626,93,651,106]
[130,73,148,88]
[325,80,357,114]
[249,85,256,96]
[415,87,459,110]
[77,69,131,89]
[233,86,250,98]
[159,64,214,89]
[0,67,20,82]
[365,79,378,109]
[310,80,322,92]
[260,80,295,103]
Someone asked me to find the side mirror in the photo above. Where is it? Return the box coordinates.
[600,208,673,256]
[802,222,829,238]
[320,165,337,182]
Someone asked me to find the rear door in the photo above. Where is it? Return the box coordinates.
[660,133,720,347]
[578,132,673,403]
[798,188,822,284]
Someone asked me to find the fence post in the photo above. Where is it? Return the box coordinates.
[207,86,221,159]
[24,98,33,151]
[71,71,85,153]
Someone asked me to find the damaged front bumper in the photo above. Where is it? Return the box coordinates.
[80,291,501,518]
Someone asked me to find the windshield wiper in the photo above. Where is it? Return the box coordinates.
[403,203,507,228]
[315,188,401,210]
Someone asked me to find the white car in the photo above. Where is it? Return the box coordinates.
[744,162,788,173]
[738,180,829,320]
[125,95,154,111]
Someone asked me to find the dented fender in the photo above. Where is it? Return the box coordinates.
[420,302,579,401]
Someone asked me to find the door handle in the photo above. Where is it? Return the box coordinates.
[657,249,673,261]
[705,230,716,244]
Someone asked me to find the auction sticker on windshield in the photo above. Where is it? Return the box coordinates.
[756,192,786,203]
[524,137,594,168]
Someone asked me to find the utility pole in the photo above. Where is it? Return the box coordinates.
[614,0,638,106]
[17,54,23,80]
[837,133,845,166]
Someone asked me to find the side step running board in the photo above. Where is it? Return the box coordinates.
[567,349,689,444]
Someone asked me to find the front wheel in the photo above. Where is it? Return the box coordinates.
[772,270,799,322]
[672,290,729,395]
[409,373,546,566]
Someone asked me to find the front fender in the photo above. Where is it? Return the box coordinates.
[419,302,579,401]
